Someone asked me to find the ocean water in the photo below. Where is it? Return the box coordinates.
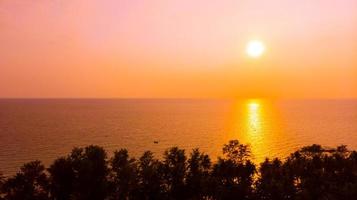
[0,99,356,175]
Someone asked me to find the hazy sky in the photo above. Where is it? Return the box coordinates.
[1,0,356,98]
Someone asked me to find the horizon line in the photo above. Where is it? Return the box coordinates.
[0,97,356,101]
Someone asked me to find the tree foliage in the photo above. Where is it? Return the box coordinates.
[0,140,356,200]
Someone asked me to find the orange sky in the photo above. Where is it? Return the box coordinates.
[0,0,356,99]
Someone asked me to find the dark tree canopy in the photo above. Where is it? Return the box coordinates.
[1,140,357,200]
[1,161,49,200]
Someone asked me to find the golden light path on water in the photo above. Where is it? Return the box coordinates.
[221,99,290,164]
[245,100,267,163]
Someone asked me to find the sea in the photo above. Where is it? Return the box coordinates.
[0,99,356,175]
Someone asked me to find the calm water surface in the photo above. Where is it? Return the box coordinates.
[0,99,356,175]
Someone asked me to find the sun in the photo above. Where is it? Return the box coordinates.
[246,40,265,58]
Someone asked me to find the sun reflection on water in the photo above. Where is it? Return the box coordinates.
[245,100,267,161]
[224,99,273,163]
[220,99,288,163]
[247,101,261,133]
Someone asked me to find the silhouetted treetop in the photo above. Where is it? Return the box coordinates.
[222,139,252,164]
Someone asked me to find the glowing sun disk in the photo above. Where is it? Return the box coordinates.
[246,40,265,58]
